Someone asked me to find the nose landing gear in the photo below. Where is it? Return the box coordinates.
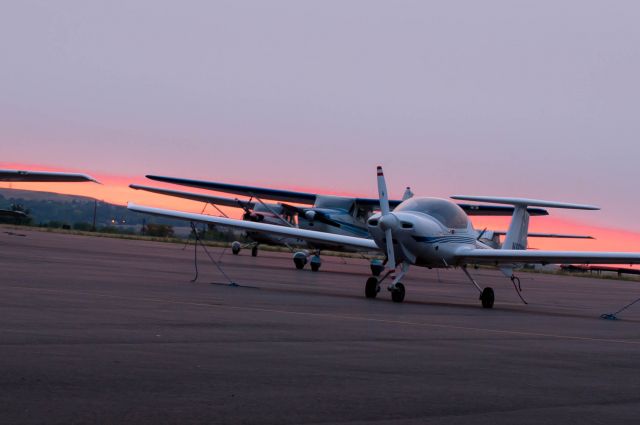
[364,263,409,303]
[390,282,405,303]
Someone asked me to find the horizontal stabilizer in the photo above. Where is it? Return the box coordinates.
[490,231,594,240]
[455,248,640,266]
[451,196,599,210]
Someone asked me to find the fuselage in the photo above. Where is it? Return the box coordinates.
[242,203,306,247]
[297,195,372,252]
[367,197,487,267]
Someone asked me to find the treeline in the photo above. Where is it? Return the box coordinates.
[0,190,183,227]
[0,189,244,242]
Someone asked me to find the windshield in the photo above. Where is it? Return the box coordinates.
[314,195,355,212]
[394,198,469,229]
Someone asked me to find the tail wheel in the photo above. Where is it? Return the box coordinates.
[391,283,405,303]
[480,287,495,309]
[365,277,379,299]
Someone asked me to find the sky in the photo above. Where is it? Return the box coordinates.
[2,1,640,250]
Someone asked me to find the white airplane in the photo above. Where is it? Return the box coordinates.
[137,175,551,272]
[128,166,640,309]
[1,168,99,219]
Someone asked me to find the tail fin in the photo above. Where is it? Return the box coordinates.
[503,206,530,250]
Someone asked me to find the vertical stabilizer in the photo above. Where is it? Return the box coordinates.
[502,206,529,250]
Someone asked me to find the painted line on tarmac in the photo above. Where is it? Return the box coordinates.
[7,285,639,346]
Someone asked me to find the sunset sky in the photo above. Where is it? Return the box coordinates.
[2,1,640,251]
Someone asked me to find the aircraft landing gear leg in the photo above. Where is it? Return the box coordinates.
[251,244,259,257]
[462,266,494,309]
[388,263,410,303]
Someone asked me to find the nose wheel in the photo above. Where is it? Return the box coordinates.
[390,282,405,303]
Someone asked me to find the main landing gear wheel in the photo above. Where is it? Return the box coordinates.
[365,277,379,299]
[480,287,495,309]
[231,241,241,255]
[251,245,258,257]
[310,255,321,272]
[391,283,405,303]
[293,252,307,270]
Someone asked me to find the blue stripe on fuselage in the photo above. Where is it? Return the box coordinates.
[412,235,476,244]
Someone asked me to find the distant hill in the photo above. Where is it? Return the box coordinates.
[0,188,186,227]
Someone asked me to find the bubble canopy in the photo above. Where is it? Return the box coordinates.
[394,198,470,229]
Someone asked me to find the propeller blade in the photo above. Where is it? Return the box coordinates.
[385,228,396,270]
[377,166,390,216]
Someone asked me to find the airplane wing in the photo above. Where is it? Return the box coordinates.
[127,203,380,251]
[0,169,99,183]
[129,184,255,210]
[454,248,640,265]
[145,175,317,204]
[356,197,548,216]
[146,175,548,216]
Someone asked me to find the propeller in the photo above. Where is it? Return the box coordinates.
[280,203,343,228]
[377,166,397,270]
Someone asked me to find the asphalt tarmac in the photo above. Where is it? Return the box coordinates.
[1,227,640,424]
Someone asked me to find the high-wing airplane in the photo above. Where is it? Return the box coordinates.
[138,175,550,272]
[130,184,306,257]
[1,168,99,219]
[129,166,640,309]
